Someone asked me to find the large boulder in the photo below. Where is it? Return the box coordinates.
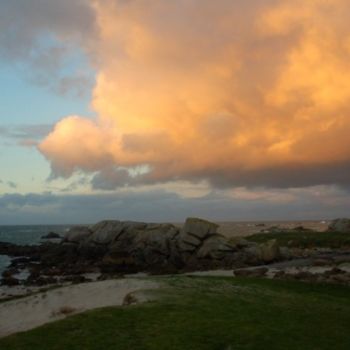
[132,224,179,256]
[260,239,280,263]
[178,218,219,252]
[181,217,219,240]
[328,218,350,233]
[242,239,280,264]
[64,226,92,243]
[107,223,180,269]
[88,220,128,245]
[196,235,236,260]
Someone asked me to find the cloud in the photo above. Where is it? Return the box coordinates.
[0,124,53,147]
[0,0,96,96]
[7,181,17,189]
[1,185,350,224]
[0,180,18,190]
[8,0,349,189]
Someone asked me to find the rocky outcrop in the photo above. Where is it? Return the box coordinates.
[66,218,267,272]
[41,232,61,239]
[328,218,350,233]
[0,217,284,286]
[64,226,92,243]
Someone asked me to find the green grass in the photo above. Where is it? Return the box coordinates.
[1,276,350,349]
[245,231,350,248]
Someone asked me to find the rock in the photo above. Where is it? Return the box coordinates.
[40,243,78,265]
[260,239,280,263]
[328,218,350,233]
[234,267,268,277]
[122,292,139,305]
[133,224,178,255]
[1,267,19,278]
[181,217,218,240]
[329,273,350,284]
[41,232,61,239]
[64,226,92,243]
[89,220,147,245]
[31,276,58,286]
[338,262,350,271]
[122,290,157,306]
[177,238,200,253]
[78,241,108,260]
[242,239,280,263]
[279,247,291,260]
[312,258,334,266]
[132,224,179,266]
[242,246,263,265]
[196,235,236,260]
[1,276,20,286]
[229,238,256,249]
[273,270,286,279]
[10,257,32,267]
[178,217,219,253]
[324,267,345,276]
[333,256,350,264]
[293,271,317,282]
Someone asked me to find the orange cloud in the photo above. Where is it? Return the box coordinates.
[39,0,350,189]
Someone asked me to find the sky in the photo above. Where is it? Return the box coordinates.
[1,0,350,224]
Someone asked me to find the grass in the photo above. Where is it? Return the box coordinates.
[245,231,350,248]
[1,276,350,349]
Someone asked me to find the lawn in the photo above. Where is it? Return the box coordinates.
[245,231,350,248]
[1,276,350,349]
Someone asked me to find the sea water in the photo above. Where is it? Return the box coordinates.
[0,225,71,275]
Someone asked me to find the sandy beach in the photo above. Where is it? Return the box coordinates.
[0,278,159,338]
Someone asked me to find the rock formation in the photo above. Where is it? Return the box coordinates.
[328,218,350,233]
[0,217,284,286]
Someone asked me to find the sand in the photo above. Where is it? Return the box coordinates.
[0,278,159,338]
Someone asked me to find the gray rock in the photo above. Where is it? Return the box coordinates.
[279,246,291,260]
[328,218,350,233]
[89,220,124,245]
[260,239,280,263]
[178,217,219,252]
[312,258,334,266]
[243,245,262,261]
[132,224,180,266]
[242,240,281,264]
[177,239,198,252]
[64,226,92,243]
[181,217,218,240]
[180,233,202,247]
[196,235,236,259]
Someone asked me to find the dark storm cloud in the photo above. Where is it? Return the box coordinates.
[89,161,350,191]
[196,162,350,189]
[0,187,350,224]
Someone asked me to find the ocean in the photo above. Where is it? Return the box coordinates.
[0,225,71,275]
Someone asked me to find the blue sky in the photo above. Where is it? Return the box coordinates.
[0,63,94,194]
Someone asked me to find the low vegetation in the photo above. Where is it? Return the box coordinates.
[245,231,350,248]
[1,276,350,349]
